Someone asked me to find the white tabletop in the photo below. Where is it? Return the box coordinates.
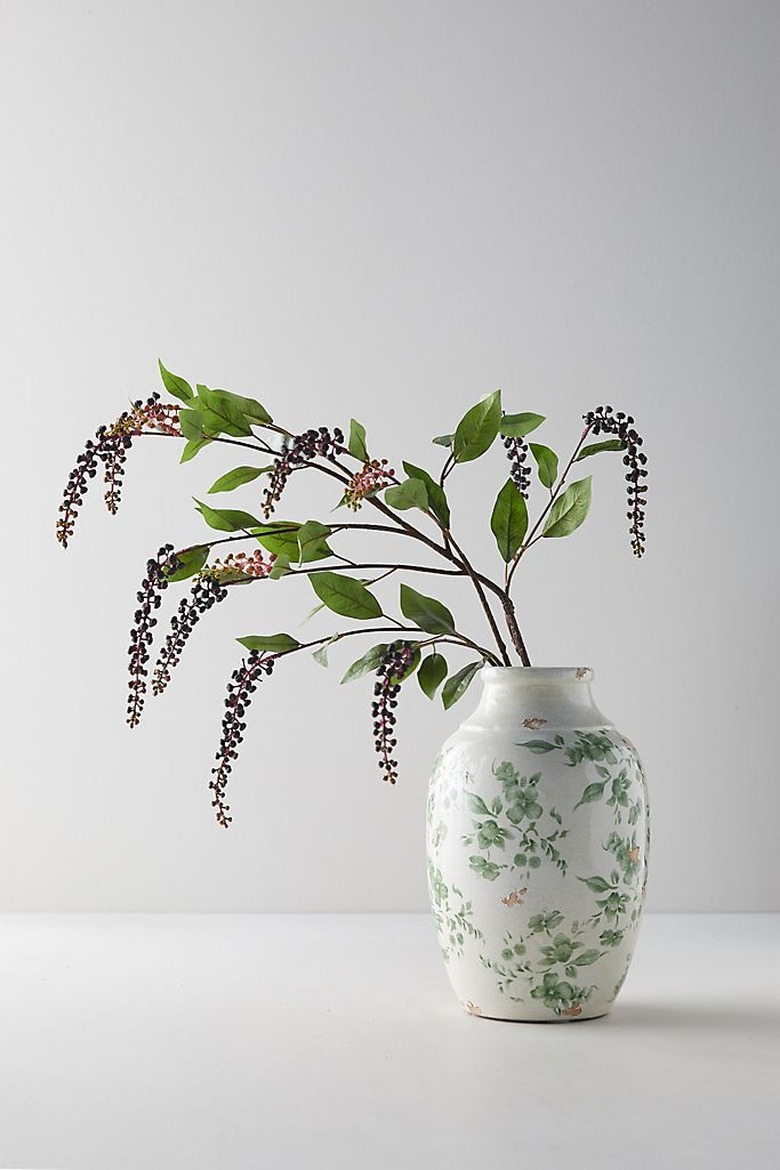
[0,913,777,1169]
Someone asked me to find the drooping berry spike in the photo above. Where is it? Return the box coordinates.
[151,576,228,698]
[261,426,345,518]
[127,544,177,727]
[371,641,417,785]
[583,406,648,557]
[210,651,277,827]
[502,435,532,497]
[56,394,181,547]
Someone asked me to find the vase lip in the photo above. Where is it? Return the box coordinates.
[480,665,594,684]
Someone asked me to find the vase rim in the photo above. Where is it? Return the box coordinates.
[480,665,594,684]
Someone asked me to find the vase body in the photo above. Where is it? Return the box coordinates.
[426,667,649,1021]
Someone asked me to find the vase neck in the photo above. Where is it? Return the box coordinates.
[463,667,611,731]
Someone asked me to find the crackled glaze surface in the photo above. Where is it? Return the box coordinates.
[426,667,649,1021]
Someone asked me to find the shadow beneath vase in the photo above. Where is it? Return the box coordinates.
[607,1000,780,1035]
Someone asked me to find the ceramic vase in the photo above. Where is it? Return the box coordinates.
[426,666,649,1021]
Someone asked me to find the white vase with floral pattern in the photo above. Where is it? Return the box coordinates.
[426,666,648,1021]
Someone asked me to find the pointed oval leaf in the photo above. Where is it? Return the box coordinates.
[213,388,272,425]
[417,652,447,699]
[402,461,451,528]
[158,359,194,403]
[454,390,502,463]
[237,634,300,653]
[195,500,262,532]
[500,412,545,438]
[399,584,455,635]
[296,520,333,564]
[179,409,208,442]
[341,642,390,684]
[432,433,454,448]
[543,476,593,539]
[180,436,211,463]
[312,644,331,667]
[348,419,369,462]
[442,660,482,709]
[576,439,627,461]
[310,572,383,620]
[529,443,559,489]
[164,545,209,583]
[208,465,273,493]
[490,479,528,561]
[194,385,252,437]
[384,478,428,512]
[577,875,612,893]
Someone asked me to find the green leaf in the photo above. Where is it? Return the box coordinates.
[237,633,300,653]
[576,439,627,461]
[312,644,331,667]
[453,390,502,463]
[212,388,272,426]
[399,584,455,635]
[417,652,447,699]
[574,779,608,809]
[194,384,272,434]
[529,443,559,489]
[180,436,211,463]
[543,476,592,539]
[179,409,209,442]
[402,461,451,528]
[194,385,253,436]
[195,500,262,532]
[340,642,390,683]
[577,875,613,893]
[573,949,601,966]
[500,412,545,438]
[296,520,333,564]
[158,359,194,403]
[208,465,272,493]
[442,661,481,709]
[348,419,369,462]
[432,433,454,448]
[490,480,528,561]
[164,545,209,582]
[384,478,428,512]
[467,793,491,816]
[518,740,557,753]
[269,558,291,579]
[310,572,383,620]
[256,528,299,560]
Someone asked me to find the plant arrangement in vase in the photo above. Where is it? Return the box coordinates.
[57,366,649,1021]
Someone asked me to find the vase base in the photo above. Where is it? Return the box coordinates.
[461,1001,612,1023]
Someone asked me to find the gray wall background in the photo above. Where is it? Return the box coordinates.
[1,0,778,911]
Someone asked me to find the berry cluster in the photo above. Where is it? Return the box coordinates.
[127,544,178,727]
[261,426,345,518]
[371,641,417,785]
[210,651,277,827]
[343,458,395,510]
[152,576,228,697]
[204,550,277,583]
[502,435,532,497]
[56,394,181,546]
[583,406,648,557]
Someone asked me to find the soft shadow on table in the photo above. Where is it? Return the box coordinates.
[606,1001,780,1035]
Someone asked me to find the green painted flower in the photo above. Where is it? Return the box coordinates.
[528,910,564,934]
[506,789,543,823]
[476,819,510,850]
[469,856,501,881]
